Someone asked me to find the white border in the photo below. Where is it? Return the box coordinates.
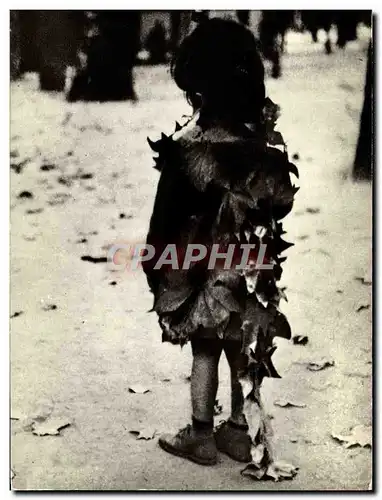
[4,3,379,499]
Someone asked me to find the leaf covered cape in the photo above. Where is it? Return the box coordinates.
[144,99,299,480]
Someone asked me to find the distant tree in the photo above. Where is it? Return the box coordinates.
[10,11,21,80]
[34,11,82,91]
[353,42,373,181]
[170,11,192,53]
[237,10,250,26]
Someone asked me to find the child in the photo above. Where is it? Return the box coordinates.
[143,17,299,480]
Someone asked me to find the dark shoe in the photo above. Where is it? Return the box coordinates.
[214,420,251,463]
[158,424,217,466]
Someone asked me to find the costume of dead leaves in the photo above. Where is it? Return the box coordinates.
[143,98,299,481]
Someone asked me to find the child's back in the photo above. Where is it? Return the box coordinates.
[143,17,299,481]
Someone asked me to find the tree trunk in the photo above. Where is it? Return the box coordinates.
[170,11,192,52]
[33,11,82,91]
[69,11,141,102]
[10,11,21,80]
[237,10,250,25]
[353,42,373,181]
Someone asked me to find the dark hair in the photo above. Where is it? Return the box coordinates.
[171,18,265,124]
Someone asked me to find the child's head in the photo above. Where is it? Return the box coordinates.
[172,18,265,123]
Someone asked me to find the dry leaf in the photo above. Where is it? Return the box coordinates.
[10,311,23,319]
[242,460,298,481]
[214,400,223,416]
[32,417,72,436]
[292,335,308,345]
[331,425,372,448]
[356,304,370,313]
[129,427,157,440]
[355,273,372,285]
[271,460,299,479]
[41,303,57,311]
[274,399,306,408]
[297,357,335,371]
[128,385,150,394]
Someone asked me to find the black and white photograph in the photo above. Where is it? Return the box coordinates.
[9,8,373,491]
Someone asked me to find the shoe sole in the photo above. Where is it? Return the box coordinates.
[158,439,217,466]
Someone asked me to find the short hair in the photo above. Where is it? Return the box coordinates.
[172,18,265,122]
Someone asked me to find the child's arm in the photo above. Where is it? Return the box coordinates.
[143,159,195,295]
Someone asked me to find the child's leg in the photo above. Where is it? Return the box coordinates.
[214,340,252,462]
[191,337,223,435]
[224,341,247,427]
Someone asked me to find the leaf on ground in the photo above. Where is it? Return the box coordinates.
[11,469,15,480]
[32,417,72,436]
[297,357,335,371]
[40,163,56,172]
[57,175,73,187]
[161,378,171,383]
[274,399,306,408]
[355,274,372,286]
[47,193,71,205]
[214,400,223,416]
[242,460,298,481]
[18,190,33,199]
[41,303,57,311]
[128,385,150,394]
[10,311,23,319]
[81,255,107,264]
[292,335,308,345]
[306,207,320,214]
[331,425,372,448]
[11,158,30,174]
[356,304,370,313]
[26,208,44,215]
[129,427,157,440]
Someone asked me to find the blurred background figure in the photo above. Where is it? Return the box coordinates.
[145,20,168,65]
[68,11,141,101]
